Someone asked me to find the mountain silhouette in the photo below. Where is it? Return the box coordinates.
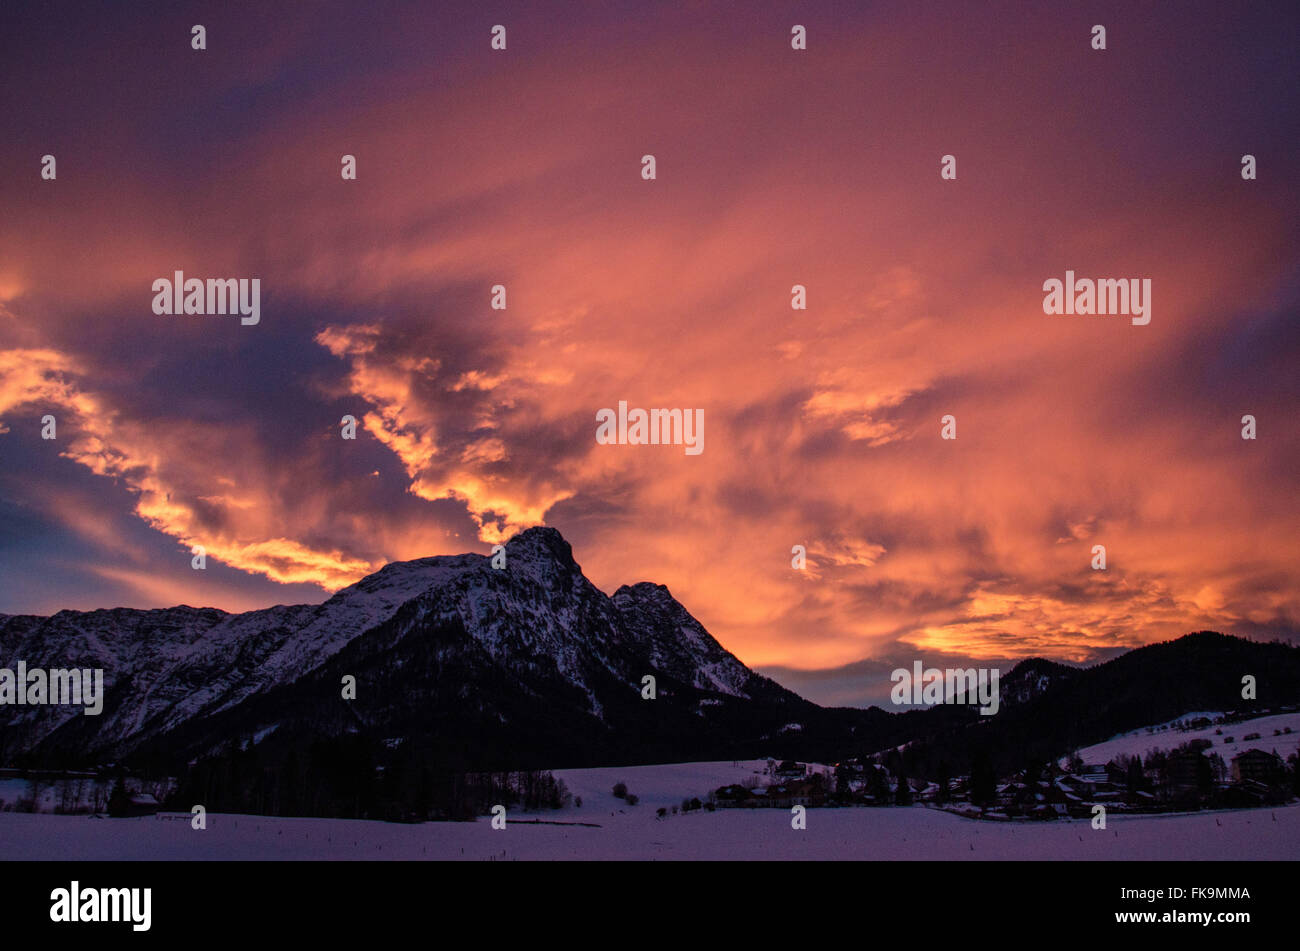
[3,529,1297,792]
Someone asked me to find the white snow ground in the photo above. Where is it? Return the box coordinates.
[1073,712,1300,766]
[1,759,1295,860]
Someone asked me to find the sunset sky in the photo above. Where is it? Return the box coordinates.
[1,1,1296,706]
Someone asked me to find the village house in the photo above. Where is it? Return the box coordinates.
[1223,780,1271,808]
[713,784,753,808]
[1230,749,1283,784]
[1166,749,1207,789]
[119,792,159,817]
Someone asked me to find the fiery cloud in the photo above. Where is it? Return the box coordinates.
[0,348,375,589]
[0,1,1296,701]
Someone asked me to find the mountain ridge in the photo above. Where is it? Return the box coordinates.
[0,527,850,768]
[2,528,1297,791]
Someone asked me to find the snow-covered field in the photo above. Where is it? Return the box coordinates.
[1,759,1296,860]
[1074,712,1300,765]
[554,758,829,808]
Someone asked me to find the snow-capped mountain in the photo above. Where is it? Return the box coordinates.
[0,527,857,768]
[612,582,792,701]
[11,530,1290,782]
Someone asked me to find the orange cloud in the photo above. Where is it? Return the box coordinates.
[0,347,375,589]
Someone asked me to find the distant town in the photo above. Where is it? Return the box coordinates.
[709,709,1298,820]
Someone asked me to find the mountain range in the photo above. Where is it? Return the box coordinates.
[2,527,1298,787]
